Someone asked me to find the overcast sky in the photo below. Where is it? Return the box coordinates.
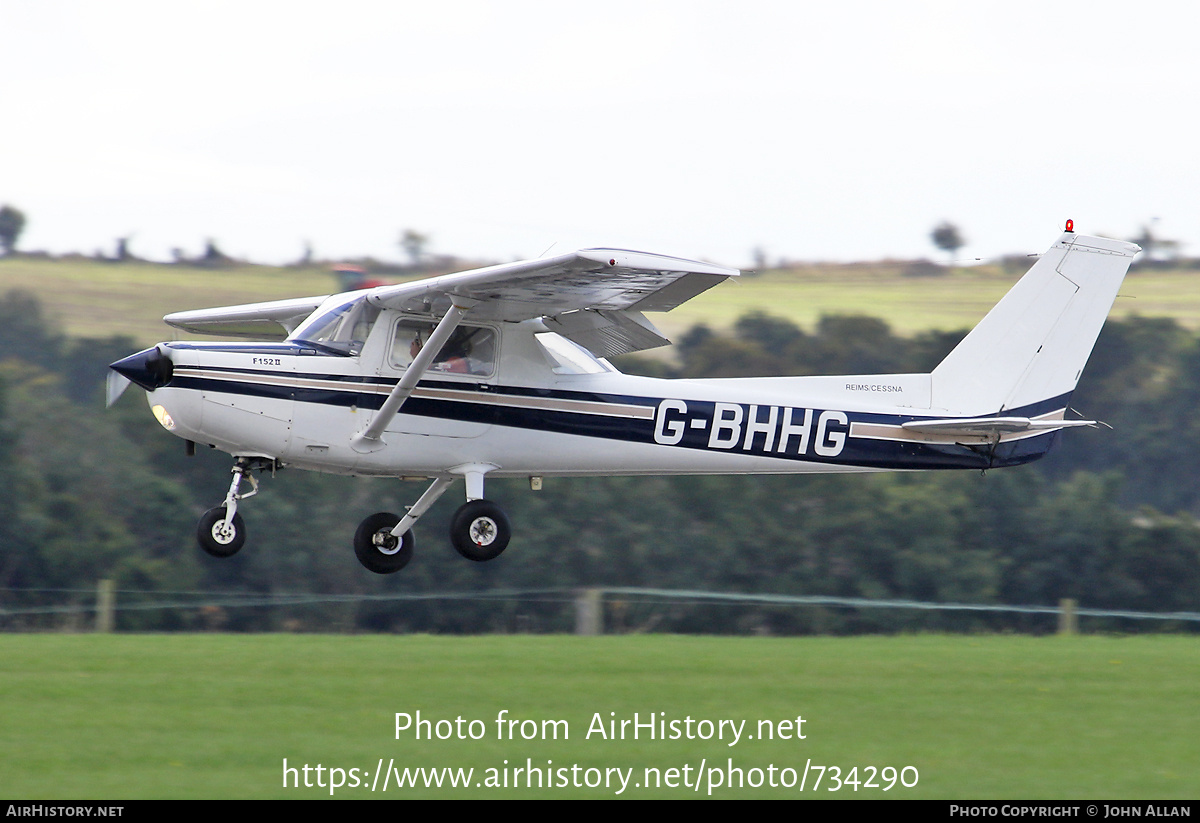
[3,1,1197,267]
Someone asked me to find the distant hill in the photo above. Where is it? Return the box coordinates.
[2,256,1198,347]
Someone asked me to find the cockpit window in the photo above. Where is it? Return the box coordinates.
[290,297,381,356]
[390,319,496,376]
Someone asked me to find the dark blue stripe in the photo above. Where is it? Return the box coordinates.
[177,370,1065,471]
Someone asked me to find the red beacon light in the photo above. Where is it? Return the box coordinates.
[1065,219,1075,233]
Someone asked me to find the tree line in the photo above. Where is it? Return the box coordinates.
[0,291,1197,633]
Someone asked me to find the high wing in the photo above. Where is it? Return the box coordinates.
[362,248,736,319]
[164,295,329,339]
[162,249,738,356]
[361,248,738,357]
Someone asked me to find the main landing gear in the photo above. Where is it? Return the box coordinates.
[351,467,512,574]
[195,458,512,574]
[449,499,510,562]
[353,513,414,574]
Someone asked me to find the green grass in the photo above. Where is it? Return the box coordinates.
[1,634,1196,799]
[4,257,1200,347]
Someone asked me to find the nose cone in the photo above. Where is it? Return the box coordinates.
[110,346,174,391]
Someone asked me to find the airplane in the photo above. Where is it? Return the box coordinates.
[108,223,1140,574]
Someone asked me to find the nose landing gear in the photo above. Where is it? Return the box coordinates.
[196,457,275,558]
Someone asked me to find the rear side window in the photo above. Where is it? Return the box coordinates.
[535,332,613,374]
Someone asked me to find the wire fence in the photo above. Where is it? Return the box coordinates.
[2,585,1198,634]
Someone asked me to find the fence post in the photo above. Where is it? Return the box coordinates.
[96,579,115,633]
[575,588,603,636]
[1057,598,1077,635]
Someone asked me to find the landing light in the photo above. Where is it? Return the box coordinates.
[151,404,176,431]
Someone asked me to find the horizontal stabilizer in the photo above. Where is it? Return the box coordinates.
[901,417,1096,437]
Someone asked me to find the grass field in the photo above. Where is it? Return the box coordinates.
[0,258,338,343]
[668,264,1200,338]
[2,633,1197,799]
[4,257,1200,347]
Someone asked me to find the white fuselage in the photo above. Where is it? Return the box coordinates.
[146,313,1055,480]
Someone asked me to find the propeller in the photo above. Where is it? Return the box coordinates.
[106,370,131,407]
[107,345,175,407]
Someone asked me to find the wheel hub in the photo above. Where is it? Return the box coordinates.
[469,517,497,546]
[373,530,401,554]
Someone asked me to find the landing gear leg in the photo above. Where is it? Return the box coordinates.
[196,458,267,558]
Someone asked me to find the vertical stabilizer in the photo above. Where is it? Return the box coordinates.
[930,232,1140,416]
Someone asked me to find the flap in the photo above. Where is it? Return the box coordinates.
[541,309,671,357]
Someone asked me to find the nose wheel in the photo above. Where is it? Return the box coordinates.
[197,506,246,557]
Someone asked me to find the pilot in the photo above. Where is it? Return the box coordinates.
[438,332,473,373]
[409,328,472,373]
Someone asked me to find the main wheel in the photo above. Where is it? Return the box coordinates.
[354,512,414,574]
[197,506,246,558]
[450,499,511,562]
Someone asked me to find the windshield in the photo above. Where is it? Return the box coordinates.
[289,297,381,355]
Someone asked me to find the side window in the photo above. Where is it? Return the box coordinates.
[390,320,496,376]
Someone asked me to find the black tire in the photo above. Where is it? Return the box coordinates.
[197,506,246,558]
[450,499,511,562]
[354,512,414,574]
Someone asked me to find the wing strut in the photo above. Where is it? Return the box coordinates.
[351,297,478,451]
